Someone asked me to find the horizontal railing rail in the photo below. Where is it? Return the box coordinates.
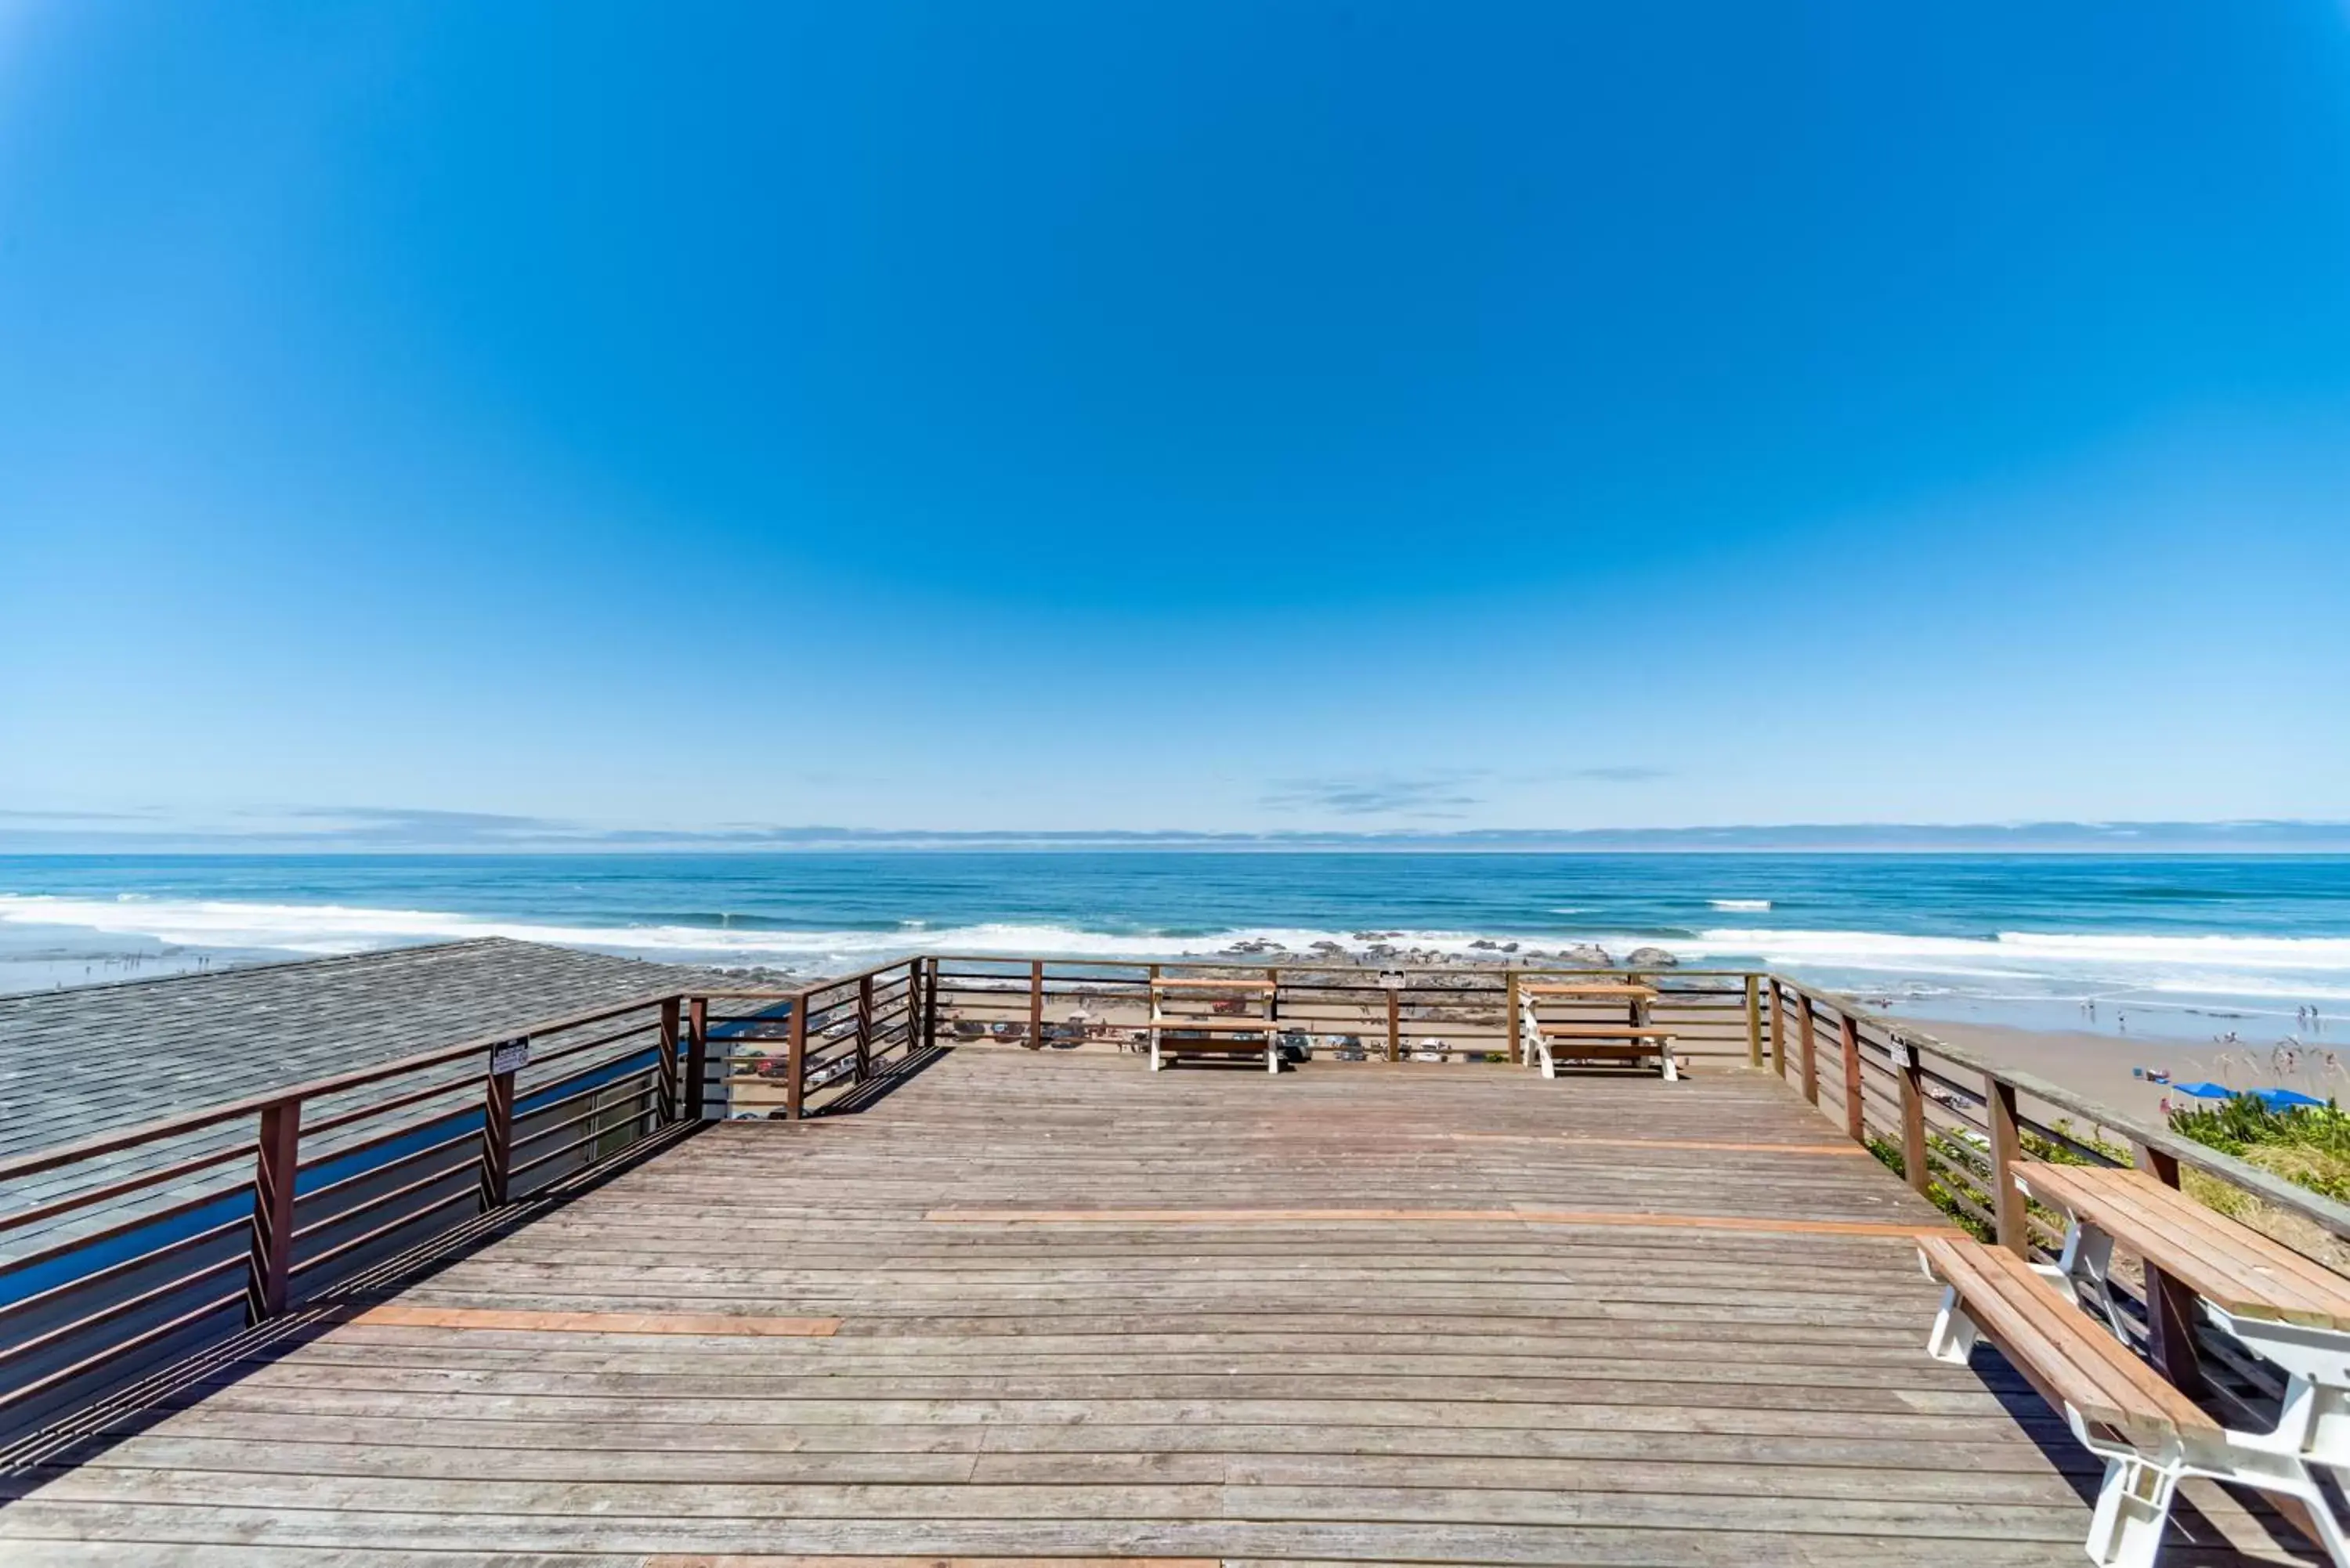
[7,947,2347,1441]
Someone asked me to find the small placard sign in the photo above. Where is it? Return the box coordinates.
[489,1036,532,1076]
[1377,970,1406,992]
[1885,1038,1916,1070]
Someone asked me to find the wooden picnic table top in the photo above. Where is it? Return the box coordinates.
[1151,977,1277,991]
[1535,1023,1676,1039]
[2019,1162,2350,1331]
[1521,983,1659,999]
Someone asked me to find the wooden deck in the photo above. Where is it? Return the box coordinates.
[0,1050,2323,1566]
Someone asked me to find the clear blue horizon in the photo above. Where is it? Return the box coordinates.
[4,2,2348,837]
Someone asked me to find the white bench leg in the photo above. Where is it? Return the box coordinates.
[1150,1031,1164,1071]
[1661,1048,1679,1082]
[2211,1377,2350,1567]
[2085,1451,2181,1568]
[1267,1037,1278,1074]
[1925,1282,1979,1365]
[2049,1220,2125,1339]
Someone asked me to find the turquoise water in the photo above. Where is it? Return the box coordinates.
[3,852,2347,1042]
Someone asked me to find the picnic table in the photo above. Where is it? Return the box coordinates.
[1517,981,1678,1081]
[2021,1160,2350,1342]
[1147,977,1281,1075]
[2009,1162,2350,1563]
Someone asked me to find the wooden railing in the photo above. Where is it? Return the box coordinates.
[924,956,1766,1068]
[0,955,942,1435]
[1757,977,2350,1254]
[0,992,686,1433]
[7,949,2349,1440]
[701,958,927,1120]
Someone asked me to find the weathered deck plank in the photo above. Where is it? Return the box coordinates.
[0,1050,2322,1565]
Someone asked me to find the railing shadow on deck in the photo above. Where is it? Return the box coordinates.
[0,1112,700,1485]
[7,948,2350,1472]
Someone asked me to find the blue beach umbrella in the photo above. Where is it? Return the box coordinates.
[2172,1082,2234,1099]
[2251,1088,2327,1109]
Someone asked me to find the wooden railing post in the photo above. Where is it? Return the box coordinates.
[1987,1075,2029,1257]
[921,958,938,1050]
[247,1098,302,1324]
[1385,983,1401,1063]
[685,997,709,1121]
[856,973,875,1083]
[2135,1144,2209,1396]
[1506,970,1522,1066]
[1029,960,1044,1047]
[1798,992,1819,1106]
[1770,981,1787,1076]
[1744,974,1762,1068]
[480,1051,518,1210]
[657,997,681,1125]
[1896,1039,1930,1198]
[1840,1013,1865,1144]
[1146,963,1161,1060]
[785,989,809,1122]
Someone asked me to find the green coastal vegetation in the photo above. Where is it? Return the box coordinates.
[1867,1093,2350,1256]
[2167,1095,2350,1209]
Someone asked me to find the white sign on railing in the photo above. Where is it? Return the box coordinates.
[1377,970,1406,992]
[489,1036,532,1076]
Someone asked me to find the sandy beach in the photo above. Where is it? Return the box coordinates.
[1894,1016,2331,1129]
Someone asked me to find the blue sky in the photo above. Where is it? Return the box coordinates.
[2,2,2348,843]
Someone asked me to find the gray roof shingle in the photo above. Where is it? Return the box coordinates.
[0,938,707,1161]
[0,938,742,1267]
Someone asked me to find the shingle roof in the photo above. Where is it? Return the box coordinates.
[0,938,736,1268]
[0,938,703,1163]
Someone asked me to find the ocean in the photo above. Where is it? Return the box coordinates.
[2,852,2347,1046]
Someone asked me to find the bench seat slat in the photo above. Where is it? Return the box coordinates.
[1535,1024,1675,1039]
[1920,1234,2220,1450]
[1932,1242,2147,1436]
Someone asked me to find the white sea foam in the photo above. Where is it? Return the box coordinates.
[1709,899,1771,911]
[1684,927,2350,971]
[0,894,1521,969]
[1672,927,2350,1002]
[7,894,2350,1005]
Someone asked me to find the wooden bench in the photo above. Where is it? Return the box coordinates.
[1919,1231,2348,1566]
[1518,983,1678,1080]
[1148,979,1280,1074]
